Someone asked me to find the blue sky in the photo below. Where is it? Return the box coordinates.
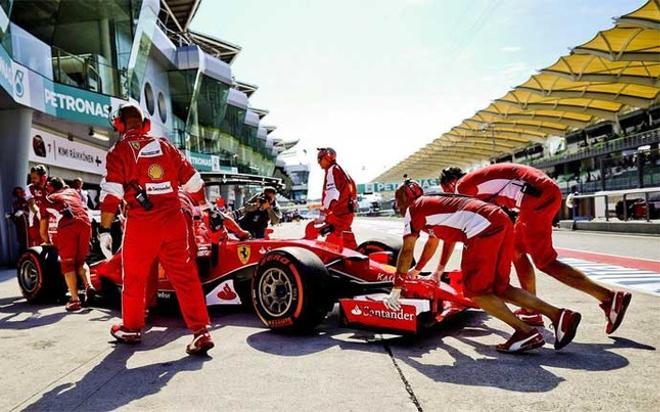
[192,0,645,198]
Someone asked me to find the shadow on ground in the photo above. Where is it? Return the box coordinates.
[246,311,655,393]
[21,323,213,411]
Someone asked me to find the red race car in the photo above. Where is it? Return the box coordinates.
[16,215,476,334]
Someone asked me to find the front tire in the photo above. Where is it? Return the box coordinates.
[17,246,66,303]
[252,248,331,333]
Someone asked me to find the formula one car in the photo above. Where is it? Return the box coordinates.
[16,216,476,334]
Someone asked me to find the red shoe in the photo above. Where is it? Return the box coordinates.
[186,330,214,356]
[552,309,581,350]
[65,299,82,312]
[514,308,544,326]
[600,291,632,334]
[110,324,142,344]
[496,329,545,353]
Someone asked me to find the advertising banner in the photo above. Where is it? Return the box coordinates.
[187,150,239,173]
[0,44,12,95]
[358,178,439,194]
[29,127,107,175]
[43,83,115,128]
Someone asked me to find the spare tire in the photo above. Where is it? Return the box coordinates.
[252,247,331,333]
[17,246,66,303]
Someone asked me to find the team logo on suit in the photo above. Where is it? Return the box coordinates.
[147,163,164,179]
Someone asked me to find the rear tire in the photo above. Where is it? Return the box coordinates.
[17,246,66,303]
[252,247,331,333]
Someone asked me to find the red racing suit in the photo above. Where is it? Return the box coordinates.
[41,188,91,273]
[100,131,209,332]
[455,164,562,270]
[24,183,46,247]
[321,162,357,247]
[400,194,514,298]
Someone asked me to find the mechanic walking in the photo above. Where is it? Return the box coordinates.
[40,177,92,312]
[384,179,582,353]
[440,164,631,333]
[98,104,214,355]
[317,147,357,248]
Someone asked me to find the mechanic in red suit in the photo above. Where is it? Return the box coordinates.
[317,147,357,248]
[98,104,213,355]
[439,164,631,334]
[40,177,92,312]
[93,190,250,312]
[24,164,49,247]
[384,179,581,353]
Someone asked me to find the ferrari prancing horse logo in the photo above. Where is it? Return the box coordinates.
[237,245,251,264]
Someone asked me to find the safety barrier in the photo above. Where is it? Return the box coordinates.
[572,187,660,222]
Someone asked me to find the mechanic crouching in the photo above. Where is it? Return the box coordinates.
[234,186,281,239]
[98,104,214,355]
[40,177,92,312]
[383,179,582,354]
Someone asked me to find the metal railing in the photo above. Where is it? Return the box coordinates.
[51,46,128,97]
[572,187,660,222]
[532,128,660,169]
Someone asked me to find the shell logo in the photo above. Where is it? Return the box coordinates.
[147,163,164,179]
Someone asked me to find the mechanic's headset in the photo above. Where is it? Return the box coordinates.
[111,104,151,135]
[401,175,424,201]
[317,147,336,163]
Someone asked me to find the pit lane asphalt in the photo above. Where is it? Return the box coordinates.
[1,218,658,411]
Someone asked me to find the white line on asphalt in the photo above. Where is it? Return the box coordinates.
[559,257,660,296]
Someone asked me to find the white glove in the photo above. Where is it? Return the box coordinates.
[315,214,326,225]
[98,232,113,259]
[431,265,445,283]
[14,210,24,217]
[383,288,402,311]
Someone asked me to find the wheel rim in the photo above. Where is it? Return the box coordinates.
[258,267,294,317]
[18,258,39,293]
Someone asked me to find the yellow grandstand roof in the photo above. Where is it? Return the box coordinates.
[541,54,660,87]
[495,90,624,120]
[572,26,660,61]
[518,73,660,107]
[477,103,595,127]
[615,0,660,29]
[374,0,660,183]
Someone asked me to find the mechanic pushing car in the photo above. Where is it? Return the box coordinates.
[440,164,631,334]
[40,177,92,312]
[98,103,214,355]
[24,164,49,247]
[317,147,358,248]
[383,178,582,353]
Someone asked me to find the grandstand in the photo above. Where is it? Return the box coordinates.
[375,0,660,201]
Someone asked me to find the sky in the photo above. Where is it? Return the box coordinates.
[191,0,645,199]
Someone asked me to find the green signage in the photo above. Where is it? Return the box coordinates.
[358,178,439,194]
[187,151,217,172]
[0,44,12,95]
[44,83,114,128]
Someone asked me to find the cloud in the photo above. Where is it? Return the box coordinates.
[500,46,521,53]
